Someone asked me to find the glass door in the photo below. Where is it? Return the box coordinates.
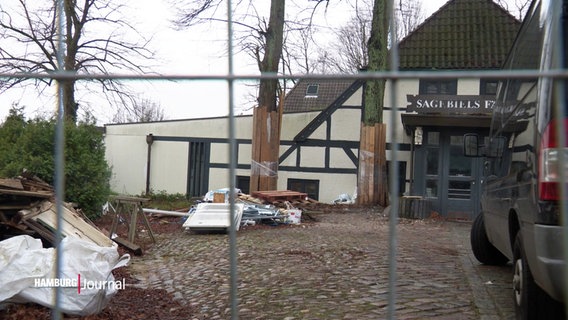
[445,134,478,220]
[421,130,482,220]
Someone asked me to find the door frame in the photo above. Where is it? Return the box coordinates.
[413,127,486,219]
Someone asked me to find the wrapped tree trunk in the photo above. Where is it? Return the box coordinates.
[250,0,285,192]
[358,0,389,206]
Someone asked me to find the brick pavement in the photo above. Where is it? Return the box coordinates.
[128,209,515,319]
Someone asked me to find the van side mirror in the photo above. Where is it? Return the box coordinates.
[463,134,481,157]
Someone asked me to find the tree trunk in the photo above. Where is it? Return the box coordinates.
[358,0,389,206]
[60,80,78,122]
[250,0,285,192]
[358,123,388,205]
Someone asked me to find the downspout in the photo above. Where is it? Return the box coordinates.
[409,131,415,194]
[146,134,154,195]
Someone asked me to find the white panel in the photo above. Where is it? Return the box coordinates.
[458,79,480,95]
[280,112,319,140]
[299,147,325,167]
[105,134,147,195]
[238,144,252,165]
[330,109,361,141]
[384,79,419,107]
[279,147,297,167]
[330,148,357,169]
[211,143,230,163]
[208,168,232,191]
[343,87,363,106]
[150,141,189,194]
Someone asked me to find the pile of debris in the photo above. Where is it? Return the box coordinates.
[0,174,128,316]
[180,189,318,233]
[0,174,112,247]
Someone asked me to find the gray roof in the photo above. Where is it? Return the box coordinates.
[283,79,357,113]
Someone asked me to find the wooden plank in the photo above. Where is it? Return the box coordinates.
[0,179,24,190]
[32,202,113,247]
[0,188,53,198]
[0,204,33,210]
[22,219,55,245]
[110,195,150,203]
[112,236,143,256]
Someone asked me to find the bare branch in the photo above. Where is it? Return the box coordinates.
[0,0,155,121]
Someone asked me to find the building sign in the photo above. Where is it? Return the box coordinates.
[406,95,495,114]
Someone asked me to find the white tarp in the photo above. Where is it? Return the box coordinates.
[0,235,129,316]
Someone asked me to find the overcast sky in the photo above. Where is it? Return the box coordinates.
[0,0,449,124]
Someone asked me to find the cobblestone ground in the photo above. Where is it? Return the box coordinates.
[129,210,515,319]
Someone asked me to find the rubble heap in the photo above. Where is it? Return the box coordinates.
[0,174,112,247]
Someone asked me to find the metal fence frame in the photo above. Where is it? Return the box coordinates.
[1,0,566,319]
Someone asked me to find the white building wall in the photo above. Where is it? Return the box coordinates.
[277,171,358,203]
[280,112,319,140]
[108,76,490,202]
[299,147,326,168]
[105,131,147,195]
[330,109,361,141]
[150,141,188,194]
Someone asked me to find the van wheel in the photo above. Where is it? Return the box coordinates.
[513,232,564,319]
[470,213,508,265]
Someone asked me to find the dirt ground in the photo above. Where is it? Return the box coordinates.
[0,205,332,320]
[0,214,197,320]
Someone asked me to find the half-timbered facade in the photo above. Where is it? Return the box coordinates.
[104,0,521,218]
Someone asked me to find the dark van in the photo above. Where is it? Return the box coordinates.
[464,0,567,318]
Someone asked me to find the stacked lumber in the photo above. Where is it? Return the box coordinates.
[0,175,112,247]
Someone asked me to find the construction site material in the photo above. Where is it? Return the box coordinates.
[107,195,156,247]
[251,190,308,203]
[142,208,191,217]
[182,202,244,232]
[0,175,112,247]
[0,235,129,316]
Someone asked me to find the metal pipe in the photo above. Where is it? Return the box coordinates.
[145,134,154,195]
[142,208,191,217]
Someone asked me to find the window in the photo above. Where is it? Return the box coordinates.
[480,79,499,95]
[419,79,457,95]
[287,178,319,200]
[305,84,319,97]
[236,175,250,195]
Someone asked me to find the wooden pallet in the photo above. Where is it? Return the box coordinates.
[251,190,308,203]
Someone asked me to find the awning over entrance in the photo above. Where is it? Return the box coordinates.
[401,113,492,132]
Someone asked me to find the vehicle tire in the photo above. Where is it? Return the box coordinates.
[512,232,564,320]
[470,213,508,265]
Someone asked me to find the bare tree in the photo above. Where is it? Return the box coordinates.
[319,0,424,74]
[0,0,154,122]
[326,9,372,73]
[174,1,332,191]
[396,0,424,39]
[111,97,166,123]
[495,0,531,20]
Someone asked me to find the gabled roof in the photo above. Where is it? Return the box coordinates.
[283,0,522,114]
[283,79,356,113]
[398,0,521,70]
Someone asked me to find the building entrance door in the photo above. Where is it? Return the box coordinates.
[422,130,483,220]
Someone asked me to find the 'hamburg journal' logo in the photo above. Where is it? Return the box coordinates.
[34,274,126,294]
